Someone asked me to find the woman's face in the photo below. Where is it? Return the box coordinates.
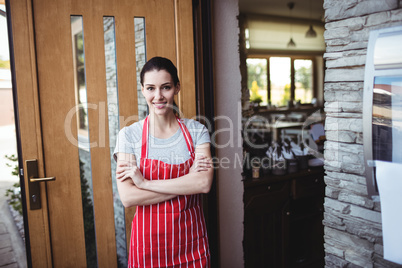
[141,69,180,116]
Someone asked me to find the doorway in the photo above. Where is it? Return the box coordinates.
[8,0,200,267]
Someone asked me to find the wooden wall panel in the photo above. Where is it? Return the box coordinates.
[32,0,87,265]
[175,0,197,119]
[83,4,118,267]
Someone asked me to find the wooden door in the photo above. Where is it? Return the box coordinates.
[9,0,196,267]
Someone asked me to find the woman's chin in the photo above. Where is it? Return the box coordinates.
[150,107,172,116]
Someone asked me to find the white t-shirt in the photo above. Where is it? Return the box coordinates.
[113,118,210,166]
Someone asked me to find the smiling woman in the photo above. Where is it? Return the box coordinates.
[114,57,213,267]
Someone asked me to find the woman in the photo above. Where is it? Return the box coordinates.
[114,56,213,268]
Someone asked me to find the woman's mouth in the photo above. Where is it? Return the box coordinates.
[153,102,167,109]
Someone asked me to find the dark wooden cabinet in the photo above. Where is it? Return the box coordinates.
[289,169,325,268]
[243,168,325,268]
[244,180,290,268]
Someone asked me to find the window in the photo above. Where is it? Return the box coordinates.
[247,56,315,107]
[247,58,267,105]
[294,59,313,104]
[270,57,291,106]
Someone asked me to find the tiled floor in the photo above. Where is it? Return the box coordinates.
[0,182,26,268]
[0,125,26,268]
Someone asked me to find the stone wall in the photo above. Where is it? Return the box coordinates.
[238,14,251,116]
[103,17,127,267]
[323,0,402,267]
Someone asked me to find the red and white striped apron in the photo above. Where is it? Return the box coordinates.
[128,116,210,268]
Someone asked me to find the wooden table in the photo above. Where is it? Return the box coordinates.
[270,121,305,141]
[245,121,305,141]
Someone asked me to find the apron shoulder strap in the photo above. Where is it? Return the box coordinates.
[176,117,195,159]
[140,116,149,159]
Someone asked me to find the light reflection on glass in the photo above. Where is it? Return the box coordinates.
[134,17,147,119]
[70,15,98,268]
[374,34,402,69]
[372,76,402,163]
[103,16,127,268]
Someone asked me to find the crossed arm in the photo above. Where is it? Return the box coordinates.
[115,143,213,208]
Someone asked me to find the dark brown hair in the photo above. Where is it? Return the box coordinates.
[140,56,180,86]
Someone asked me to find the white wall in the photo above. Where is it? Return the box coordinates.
[212,0,244,267]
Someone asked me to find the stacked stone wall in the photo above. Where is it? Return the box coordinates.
[323,0,402,267]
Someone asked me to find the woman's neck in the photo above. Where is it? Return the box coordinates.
[148,112,179,139]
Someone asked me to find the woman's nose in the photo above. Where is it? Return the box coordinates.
[155,88,163,99]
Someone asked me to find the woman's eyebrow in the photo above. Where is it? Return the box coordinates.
[144,82,172,87]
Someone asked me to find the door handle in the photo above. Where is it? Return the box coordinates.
[26,159,56,210]
[30,177,56,183]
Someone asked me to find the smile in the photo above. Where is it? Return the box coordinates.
[153,102,168,108]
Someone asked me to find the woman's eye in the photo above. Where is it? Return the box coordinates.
[163,86,171,90]
[146,87,154,91]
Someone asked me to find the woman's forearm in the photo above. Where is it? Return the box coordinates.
[117,179,177,207]
[139,169,213,195]
[115,146,213,204]
[137,144,214,195]
[116,152,177,207]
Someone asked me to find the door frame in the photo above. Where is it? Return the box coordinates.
[193,0,219,267]
[7,0,218,266]
[7,0,53,266]
[5,0,35,266]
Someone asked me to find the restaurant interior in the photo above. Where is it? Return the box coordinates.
[238,0,328,267]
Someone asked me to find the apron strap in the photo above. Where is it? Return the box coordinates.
[176,116,195,159]
[140,116,195,160]
[140,116,149,159]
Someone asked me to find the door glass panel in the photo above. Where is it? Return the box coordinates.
[294,59,313,104]
[103,16,127,267]
[134,17,148,119]
[70,15,98,268]
[270,57,291,107]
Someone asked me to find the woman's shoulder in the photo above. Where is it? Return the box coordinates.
[119,120,144,140]
[123,119,145,130]
[181,118,210,146]
[181,118,210,138]
[181,118,205,130]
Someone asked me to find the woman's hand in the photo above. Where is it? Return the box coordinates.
[189,155,212,174]
[116,161,147,188]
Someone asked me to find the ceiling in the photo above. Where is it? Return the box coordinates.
[240,0,326,52]
[239,0,325,22]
